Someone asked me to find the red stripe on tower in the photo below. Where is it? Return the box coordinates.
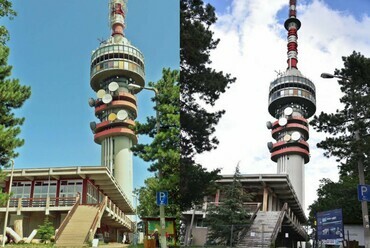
[284,0,301,70]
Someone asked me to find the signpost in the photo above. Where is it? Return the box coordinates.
[156,191,168,206]
[358,184,370,202]
[316,209,344,245]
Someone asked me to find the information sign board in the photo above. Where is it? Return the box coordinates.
[316,209,344,245]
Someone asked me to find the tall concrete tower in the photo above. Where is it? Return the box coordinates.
[267,0,316,208]
[89,0,145,200]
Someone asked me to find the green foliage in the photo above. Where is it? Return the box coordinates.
[309,51,370,224]
[37,217,55,243]
[0,0,31,205]
[180,0,236,211]
[135,177,160,217]
[132,68,180,218]
[308,177,361,224]
[205,166,253,246]
[0,0,16,45]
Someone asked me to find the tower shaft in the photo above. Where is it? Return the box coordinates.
[89,0,145,200]
[267,0,316,208]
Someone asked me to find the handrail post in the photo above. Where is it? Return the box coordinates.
[17,198,22,215]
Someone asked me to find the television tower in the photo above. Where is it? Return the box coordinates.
[88,0,145,200]
[267,0,316,208]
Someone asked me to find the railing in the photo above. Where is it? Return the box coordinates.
[106,198,133,229]
[55,193,81,242]
[7,196,77,208]
[206,201,261,213]
[270,202,288,243]
[86,196,108,242]
[249,202,262,221]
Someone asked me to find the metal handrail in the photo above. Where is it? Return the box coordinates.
[4,196,77,208]
[270,202,288,244]
[249,202,262,221]
[86,196,108,242]
[55,193,81,242]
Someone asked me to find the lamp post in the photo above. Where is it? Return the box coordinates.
[128,83,166,248]
[132,192,139,246]
[2,159,15,247]
[321,72,370,248]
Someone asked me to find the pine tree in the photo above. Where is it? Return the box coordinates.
[309,51,370,224]
[180,0,236,211]
[0,0,31,204]
[37,217,55,243]
[205,166,253,246]
[132,68,180,218]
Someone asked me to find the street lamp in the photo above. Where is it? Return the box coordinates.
[128,83,166,248]
[321,72,370,248]
[132,192,139,246]
[2,159,15,247]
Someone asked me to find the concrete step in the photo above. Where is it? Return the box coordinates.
[236,211,281,247]
[56,205,100,245]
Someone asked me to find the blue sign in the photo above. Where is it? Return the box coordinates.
[317,209,344,244]
[156,191,168,206]
[358,184,370,201]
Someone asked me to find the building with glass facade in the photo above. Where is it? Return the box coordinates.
[0,166,134,244]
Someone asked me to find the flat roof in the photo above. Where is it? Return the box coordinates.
[217,174,307,223]
[1,166,134,214]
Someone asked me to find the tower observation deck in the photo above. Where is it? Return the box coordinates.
[88,0,145,200]
[267,0,316,208]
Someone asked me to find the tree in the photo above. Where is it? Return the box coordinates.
[309,51,370,224]
[37,217,55,243]
[180,0,236,211]
[132,68,180,218]
[205,165,253,246]
[134,178,159,217]
[0,0,16,45]
[308,177,361,225]
[0,0,31,204]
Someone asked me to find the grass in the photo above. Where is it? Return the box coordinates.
[5,244,54,247]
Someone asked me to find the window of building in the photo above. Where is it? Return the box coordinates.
[33,181,57,198]
[10,181,31,207]
[11,181,31,199]
[87,181,99,204]
[196,218,207,228]
[59,180,83,205]
[32,180,57,206]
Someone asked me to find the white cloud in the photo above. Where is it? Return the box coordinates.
[195,0,370,214]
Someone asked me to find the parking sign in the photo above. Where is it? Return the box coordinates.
[156,191,168,206]
[358,184,370,201]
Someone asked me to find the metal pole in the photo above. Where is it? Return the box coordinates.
[2,159,15,247]
[129,84,166,248]
[134,193,138,247]
[342,75,370,248]
[186,206,196,246]
[152,88,167,248]
[321,73,370,248]
[354,128,370,248]
[230,224,234,247]
[261,224,264,248]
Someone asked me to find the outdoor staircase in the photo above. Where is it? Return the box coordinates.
[55,205,100,247]
[237,211,281,248]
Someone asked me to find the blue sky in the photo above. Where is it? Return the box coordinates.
[1,0,179,190]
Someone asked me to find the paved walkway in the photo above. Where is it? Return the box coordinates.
[94,243,131,247]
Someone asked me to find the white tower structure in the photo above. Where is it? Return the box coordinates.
[89,0,145,200]
[267,0,316,208]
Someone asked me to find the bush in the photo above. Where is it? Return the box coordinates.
[37,217,55,243]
